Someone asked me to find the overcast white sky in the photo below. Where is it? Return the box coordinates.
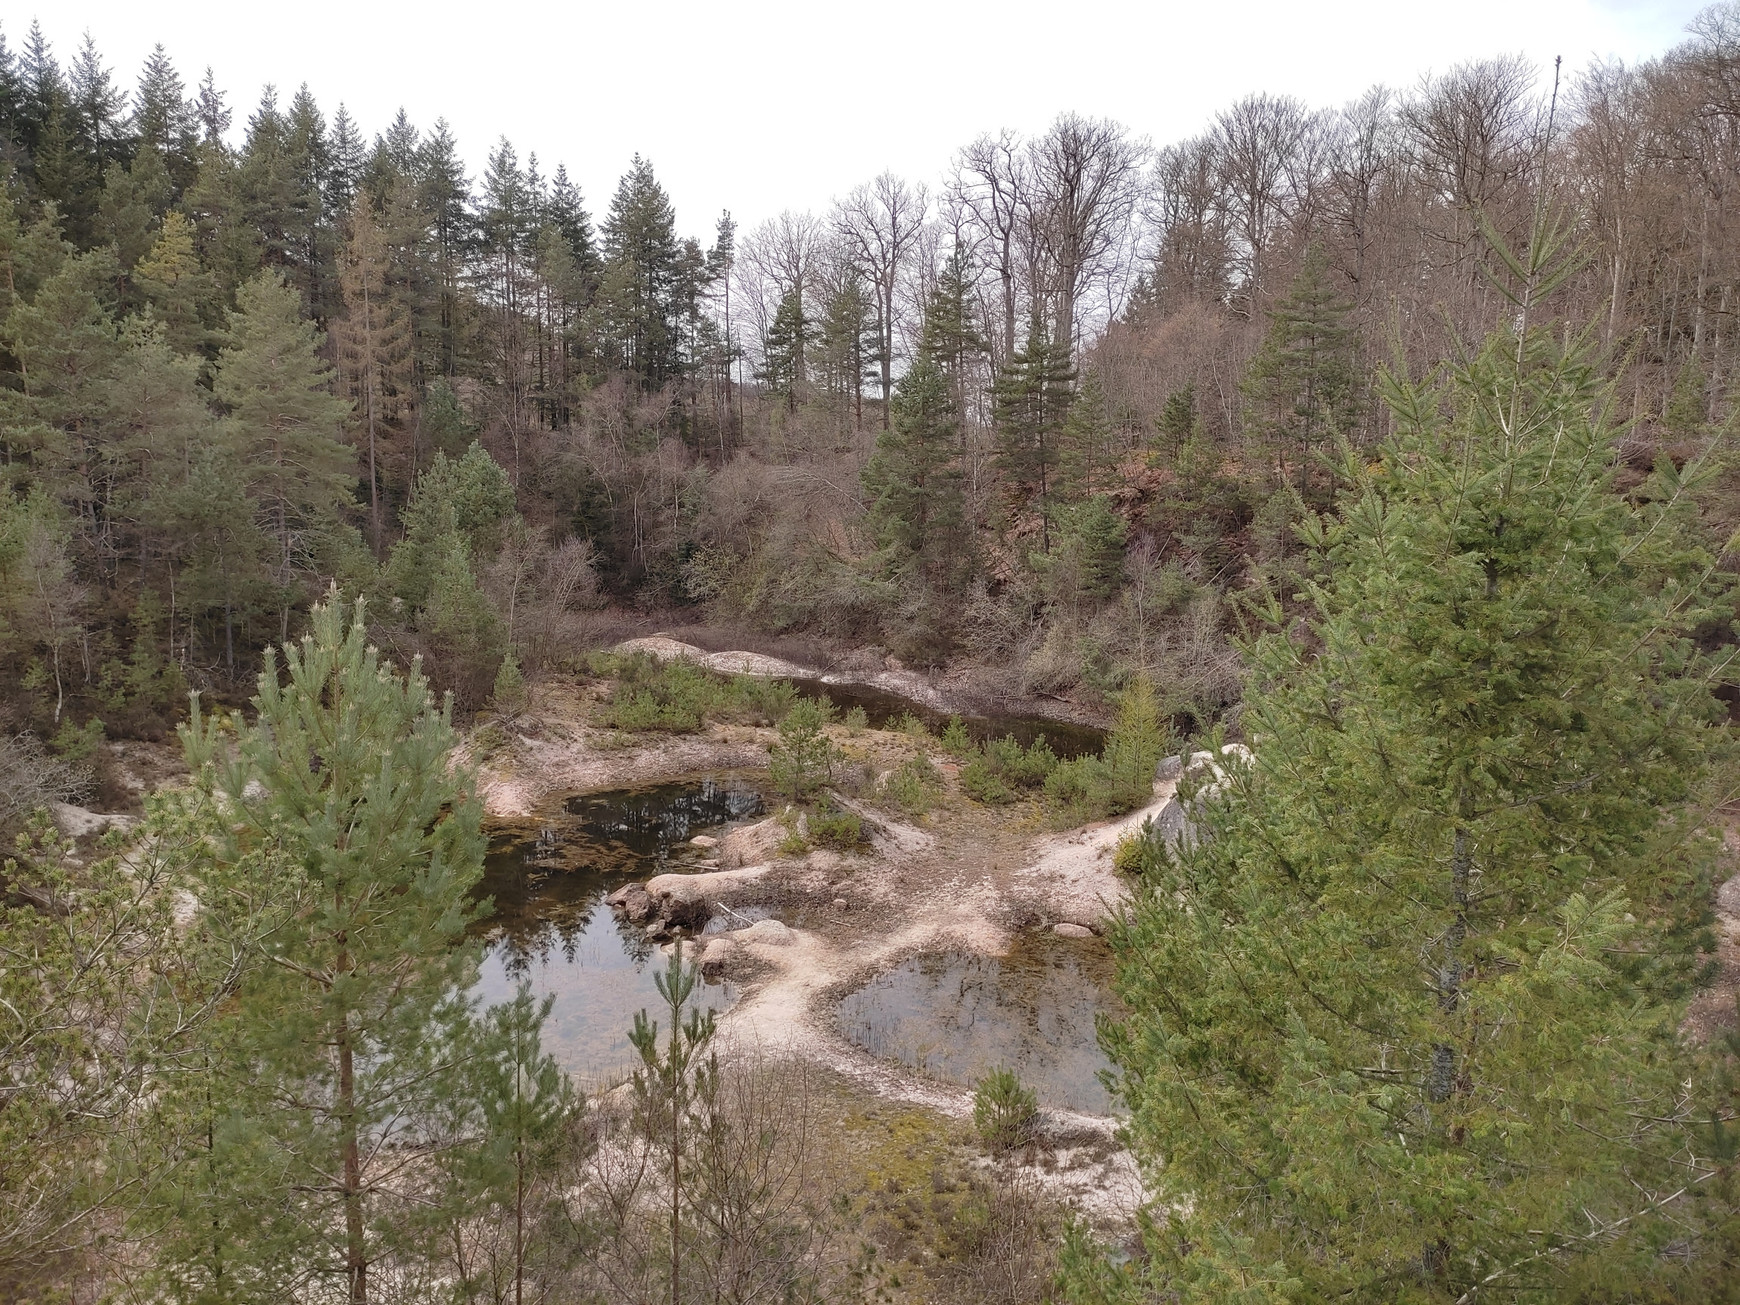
[11,0,1716,239]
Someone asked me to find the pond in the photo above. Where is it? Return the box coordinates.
[470,774,768,1085]
[789,677,1106,760]
[836,932,1126,1114]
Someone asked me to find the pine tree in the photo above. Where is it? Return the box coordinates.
[1243,242,1357,492]
[1076,330,1737,1302]
[334,202,413,555]
[173,594,495,1305]
[212,270,355,624]
[133,210,211,355]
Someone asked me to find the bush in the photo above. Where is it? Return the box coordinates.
[1043,676,1168,826]
[809,803,865,850]
[740,676,799,722]
[842,704,869,733]
[959,734,1058,806]
[939,715,972,756]
[972,1068,1038,1153]
[770,697,838,801]
[594,653,802,733]
[891,710,930,740]
[881,754,943,817]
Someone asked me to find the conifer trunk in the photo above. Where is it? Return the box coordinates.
[338,924,366,1305]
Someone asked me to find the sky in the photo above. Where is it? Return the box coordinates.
[11,0,1717,241]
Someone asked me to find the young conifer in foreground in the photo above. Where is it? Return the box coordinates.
[161,594,517,1304]
[1067,329,1740,1302]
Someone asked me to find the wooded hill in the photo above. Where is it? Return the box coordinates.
[0,10,1737,749]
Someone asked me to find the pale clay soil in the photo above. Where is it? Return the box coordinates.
[464,673,1153,1226]
[78,659,1740,1230]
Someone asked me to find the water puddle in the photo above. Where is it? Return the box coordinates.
[837,933,1126,1114]
[471,774,768,1084]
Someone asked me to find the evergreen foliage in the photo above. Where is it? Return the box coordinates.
[169,594,507,1303]
[1075,331,1738,1302]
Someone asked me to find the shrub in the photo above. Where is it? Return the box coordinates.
[973,1068,1039,1153]
[1043,676,1169,826]
[595,653,803,733]
[891,710,930,740]
[842,704,869,733]
[881,754,943,817]
[770,697,838,801]
[939,715,973,756]
[959,734,1058,806]
[809,804,865,850]
[959,758,1018,805]
[741,676,799,722]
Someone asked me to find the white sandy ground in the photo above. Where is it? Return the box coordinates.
[612,635,1011,720]
[453,677,1260,1228]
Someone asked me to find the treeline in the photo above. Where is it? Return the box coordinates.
[1,11,1738,747]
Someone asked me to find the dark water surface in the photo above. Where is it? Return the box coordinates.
[470,775,767,1083]
[836,933,1126,1114]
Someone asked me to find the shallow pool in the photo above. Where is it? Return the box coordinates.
[836,933,1125,1114]
[471,774,768,1085]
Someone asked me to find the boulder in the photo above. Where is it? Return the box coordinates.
[607,882,655,925]
[1718,873,1740,919]
[698,936,736,979]
[737,918,796,947]
[718,816,787,869]
[689,834,719,850]
[50,803,138,840]
[1053,922,1095,939]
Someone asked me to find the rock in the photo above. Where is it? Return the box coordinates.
[719,816,787,869]
[832,897,849,910]
[738,919,796,947]
[1053,922,1095,939]
[50,803,138,840]
[689,834,719,850]
[607,883,655,924]
[1718,873,1740,918]
[698,936,736,979]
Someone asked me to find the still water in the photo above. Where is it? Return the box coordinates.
[836,933,1125,1114]
[470,775,767,1085]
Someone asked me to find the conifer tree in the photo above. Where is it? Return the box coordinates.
[212,270,355,628]
[173,594,498,1305]
[133,210,210,354]
[1074,330,1737,1302]
[1243,242,1357,492]
[993,323,1076,550]
[334,202,412,555]
[758,286,810,413]
[863,349,970,592]
[600,154,681,388]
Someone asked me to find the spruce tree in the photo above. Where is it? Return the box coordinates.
[993,323,1076,551]
[600,154,681,388]
[863,349,970,591]
[1074,330,1737,1302]
[758,286,810,413]
[1243,242,1357,493]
